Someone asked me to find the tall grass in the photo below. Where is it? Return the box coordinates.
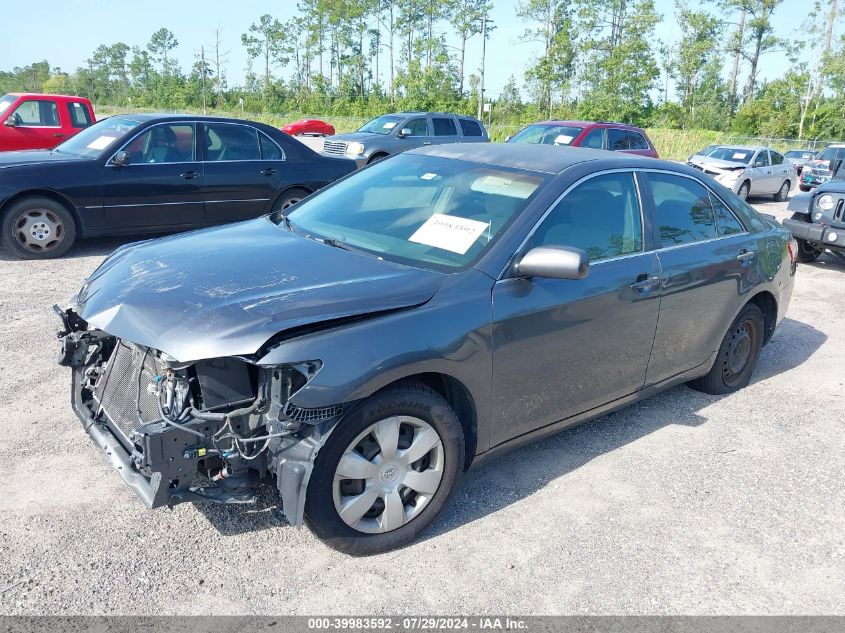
[95,105,825,162]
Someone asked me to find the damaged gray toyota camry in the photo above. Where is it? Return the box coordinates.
[57,144,797,554]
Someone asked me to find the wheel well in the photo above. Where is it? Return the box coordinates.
[367,152,389,164]
[748,291,777,346]
[272,186,312,209]
[1,189,80,232]
[375,372,477,470]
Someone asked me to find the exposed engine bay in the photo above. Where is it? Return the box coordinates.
[55,305,344,525]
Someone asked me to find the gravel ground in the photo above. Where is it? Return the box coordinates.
[1,190,843,615]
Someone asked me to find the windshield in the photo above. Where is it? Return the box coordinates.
[286,154,546,271]
[0,94,16,116]
[509,124,584,146]
[694,145,719,156]
[814,146,845,163]
[357,114,405,135]
[785,150,814,160]
[705,147,753,164]
[54,117,142,157]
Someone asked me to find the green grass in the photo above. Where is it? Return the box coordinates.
[95,105,816,162]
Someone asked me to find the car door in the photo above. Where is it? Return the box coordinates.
[749,150,773,194]
[394,116,430,150]
[200,122,284,225]
[579,126,605,149]
[101,122,205,230]
[429,115,460,146]
[1,98,63,150]
[626,130,654,158]
[641,171,759,385]
[490,171,662,446]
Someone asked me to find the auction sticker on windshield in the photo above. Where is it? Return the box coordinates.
[87,136,117,150]
[409,214,490,254]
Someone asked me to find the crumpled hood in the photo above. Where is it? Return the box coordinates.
[0,149,86,168]
[76,218,444,362]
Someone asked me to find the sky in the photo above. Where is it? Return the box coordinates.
[0,0,827,102]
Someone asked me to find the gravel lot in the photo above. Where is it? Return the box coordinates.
[1,190,843,615]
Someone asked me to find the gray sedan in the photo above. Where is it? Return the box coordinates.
[58,144,796,554]
[688,145,793,201]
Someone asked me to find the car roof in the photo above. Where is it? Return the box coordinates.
[409,143,671,175]
[709,145,766,151]
[102,112,272,125]
[6,93,88,100]
[532,120,646,131]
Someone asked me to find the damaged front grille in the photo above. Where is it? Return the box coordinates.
[93,341,162,441]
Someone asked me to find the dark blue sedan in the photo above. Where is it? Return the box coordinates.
[0,113,355,258]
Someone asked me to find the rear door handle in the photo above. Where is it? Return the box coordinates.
[736,250,756,262]
[630,274,660,292]
[180,171,200,180]
[260,168,277,176]
[423,141,432,145]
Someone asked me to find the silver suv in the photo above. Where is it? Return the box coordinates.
[321,112,489,167]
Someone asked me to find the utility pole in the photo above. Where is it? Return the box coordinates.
[201,46,207,114]
[477,15,493,121]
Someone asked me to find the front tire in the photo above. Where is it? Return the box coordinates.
[1,196,77,259]
[799,184,811,192]
[305,383,465,555]
[688,303,764,395]
[736,181,750,200]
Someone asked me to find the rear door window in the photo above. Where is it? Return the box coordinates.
[607,128,630,151]
[709,192,745,236]
[204,123,260,161]
[648,173,717,247]
[431,117,458,136]
[67,102,92,128]
[628,131,649,150]
[459,118,483,137]
[259,132,284,160]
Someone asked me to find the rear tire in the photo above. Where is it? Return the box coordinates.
[1,196,77,259]
[688,303,764,395]
[773,180,790,201]
[305,383,464,555]
[273,187,310,213]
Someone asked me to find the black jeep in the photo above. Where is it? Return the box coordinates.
[784,158,845,263]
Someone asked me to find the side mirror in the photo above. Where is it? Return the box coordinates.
[516,245,589,280]
[4,117,16,127]
[505,135,512,142]
[397,128,412,138]
[112,151,130,167]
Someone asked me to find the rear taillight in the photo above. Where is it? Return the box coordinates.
[787,239,798,263]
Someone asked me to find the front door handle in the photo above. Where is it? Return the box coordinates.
[736,250,756,262]
[180,171,200,180]
[630,274,660,292]
[260,168,277,176]
[422,141,432,145]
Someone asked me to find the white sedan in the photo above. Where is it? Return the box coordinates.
[687,145,792,201]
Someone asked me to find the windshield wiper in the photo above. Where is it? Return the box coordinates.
[317,237,352,251]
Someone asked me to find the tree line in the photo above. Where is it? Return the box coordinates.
[1,0,844,139]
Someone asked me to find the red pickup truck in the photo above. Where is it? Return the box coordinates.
[0,93,96,151]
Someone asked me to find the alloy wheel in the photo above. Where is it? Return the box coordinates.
[14,208,65,254]
[280,197,302,211]
[737,183,749,200]
[332,415,444,534]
